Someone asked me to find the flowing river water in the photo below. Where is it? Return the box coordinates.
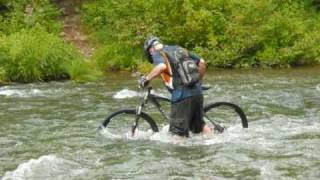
[0,67,320,179]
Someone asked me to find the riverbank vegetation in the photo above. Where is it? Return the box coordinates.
[82,0,320,69]
[0,0,99,83]
[0,27,99,82]
[1,0,320,84]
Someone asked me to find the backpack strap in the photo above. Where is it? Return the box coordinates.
[159,48,186,87]
[159,50,172,77]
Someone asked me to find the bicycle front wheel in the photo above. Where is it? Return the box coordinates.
[100,109,159,138]
[204,102,248,129]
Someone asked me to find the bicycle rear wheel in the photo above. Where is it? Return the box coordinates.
[204,102,248,130]
[100,109,159,138]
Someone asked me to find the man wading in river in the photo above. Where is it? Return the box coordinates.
[139,36,213,138]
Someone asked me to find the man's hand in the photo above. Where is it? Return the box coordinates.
[139,76,149,88]
[138,63,166,88]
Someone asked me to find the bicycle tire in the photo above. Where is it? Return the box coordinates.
[101,109,159,135]
[204,102,248,128]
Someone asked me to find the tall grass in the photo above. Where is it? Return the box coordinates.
[65,59,102,82]
[0,0,101,83]
[93,42,143,71]
[0,27,99,83]
[0,67,5,83]
[0,34,7,83]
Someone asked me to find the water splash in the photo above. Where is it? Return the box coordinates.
[2,69,320,179]
[0,89,43,98]
[2,155,88,180]
[112,88,170,100]
[99,124,247,146]
[99,127,123,139]
[99,127,154,140]
[113,89,140,99]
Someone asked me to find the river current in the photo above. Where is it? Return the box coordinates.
[0,67,319,179]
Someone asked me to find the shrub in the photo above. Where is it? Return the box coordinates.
[0,27,97,82]
[0,67,5,83]
[93,42,143,71]
[0,0,61,35]
[82,0,320,69]
[65,59,102,82]
[0,34,8,82]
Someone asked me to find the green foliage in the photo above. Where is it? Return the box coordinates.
[0,67,5,83]
[0,0,102,83]
[309,0,320,11]
[0,28,97,82]
[93,42,143,71]
[82,0,320,69]
[0,0,61,34]
[137,62,153,74]
[65,59,102,82]
[0,34,8,83]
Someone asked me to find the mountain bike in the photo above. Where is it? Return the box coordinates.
[99,86,248,137]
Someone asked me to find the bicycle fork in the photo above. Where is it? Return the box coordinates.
[131,105,142,135]
[131,91,148,135]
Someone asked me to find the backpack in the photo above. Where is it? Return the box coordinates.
[160,46,200,87]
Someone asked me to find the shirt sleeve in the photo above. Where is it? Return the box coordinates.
[152,51,165,66]
[188,51,201,65]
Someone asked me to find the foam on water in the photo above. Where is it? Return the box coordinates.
[316,84,320,91]
[113,89,140,99]
[149,125,181,144]
[99,126,154,140]
[99,127,123,139]
[0,88,43,98]
[2,155,88,180]
[99,124,247,146]
[0,89,24,97]
[112,88,171,100]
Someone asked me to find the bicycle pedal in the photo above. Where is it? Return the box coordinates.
[214,125,225,133]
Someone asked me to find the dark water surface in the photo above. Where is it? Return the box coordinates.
[0,67,319,179]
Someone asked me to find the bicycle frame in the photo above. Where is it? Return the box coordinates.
[101,85,247,135]
[131,87,171,134]
[131,86,226,134]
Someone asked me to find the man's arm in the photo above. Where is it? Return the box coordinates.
[145,63,167,81]
[198,59,206,80]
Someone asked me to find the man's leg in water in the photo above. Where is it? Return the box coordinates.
[189,95,214,137]
[202,124,213,137]
[169,98,192,137]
